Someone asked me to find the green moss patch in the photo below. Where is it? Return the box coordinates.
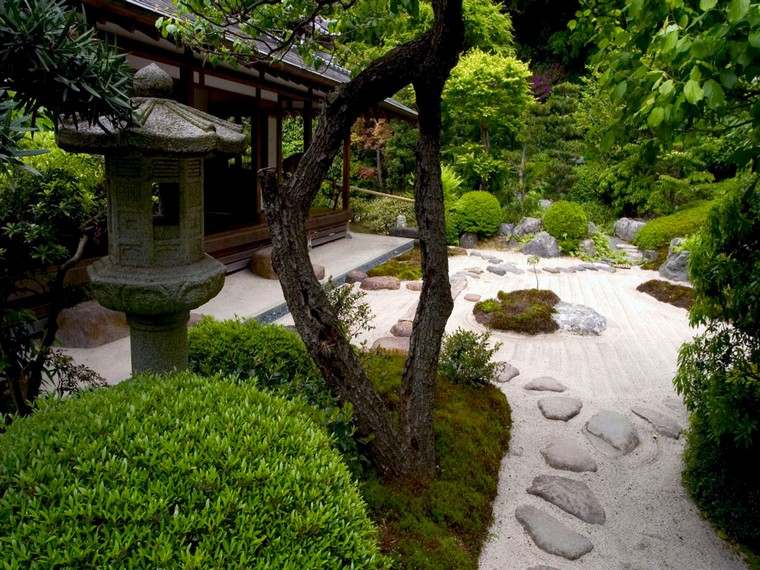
[633,201,714,250]
[361,352,511,570]
[474,289,560,334]
[636,279,694,309]
[368,247,422,280]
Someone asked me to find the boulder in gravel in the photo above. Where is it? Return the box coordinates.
[521,232,560,258]
[527,475,606,525]
[504,264,526,274]
[553,302,607,336]
[514,216,543,237]
[390,320,413,337]
[361,276,401,290]
[487,265,507,276]
[585,410,640,454]
[541,437,598,472]
[631,406,682,439]
[495,362,520,383]
[515,505,594,561]
[459,232,478,248]
[464,293,481,302]
[543,267,561,274]
[524,376,567,392]
[499,223,515,237]
[579,238,596,257]
[613,217,646,242]
[56,301,128,348]
[345,269,368,283]
[538,397,583,421]
[659,238,689,283]
[405,280,423,291]
[372,336,409,353]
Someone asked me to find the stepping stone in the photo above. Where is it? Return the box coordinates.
[390,320,413,338]
[543,267,561,274]
[487,265,507,276]
[486,256,503,264]
[541,437,598,472]
[595,264,616,273]
[527,475,606,524]
[465,267,484,274]
[538,397,583,421]
[631,406,682,439]
[585,410,640,454]
[495,362,520,383]
[372,336,409,353]
[524,376,567,392]
[504,266,525,275]
[346,269,368,283]
[580,263,598,271]
[464,293,481,302]
[464,272,482,279]
[450,275,468,299]
[557,267,576,273]
[515,505,593,561]
[361,276,401,290]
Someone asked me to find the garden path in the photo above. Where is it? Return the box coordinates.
[279,249,747,570]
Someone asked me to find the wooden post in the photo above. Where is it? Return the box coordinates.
[342,136,350,211]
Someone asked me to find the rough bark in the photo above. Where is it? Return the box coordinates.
[260,0,464,480]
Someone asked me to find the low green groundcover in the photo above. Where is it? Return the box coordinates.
[633,201,714,250]
[636,279,694,309]
[474,289,560,334]
[367,247,422,280]
[0,373,385,568]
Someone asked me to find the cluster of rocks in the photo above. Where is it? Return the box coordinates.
[513,374,684,563]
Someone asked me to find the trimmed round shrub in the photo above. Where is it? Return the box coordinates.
[448,191,502,238]
[542,200,588,252]
[0,373,386,567]
[633,200,713,250]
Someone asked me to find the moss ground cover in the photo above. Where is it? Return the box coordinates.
[636,279,694,309]
[368,246,423,280]
[474,289,560,334]
[361,352,511,569]
[633,201,714,250]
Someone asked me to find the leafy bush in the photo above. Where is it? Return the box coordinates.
[324,278,375,341]
[352,196,415,234]
[673,178,760,553]
[0,372,386,567]
[474,289,560,334]
[439,328,503,386]
[633,201,714,250]
[188,317,359,470]
[441,163,464,204]
[542,200,588,252]
[447,190,502,238]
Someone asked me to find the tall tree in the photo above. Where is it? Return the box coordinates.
[164,0,465,480]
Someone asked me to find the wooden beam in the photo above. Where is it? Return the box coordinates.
[342,136,350,211]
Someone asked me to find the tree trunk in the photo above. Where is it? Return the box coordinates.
[259,0,464,480]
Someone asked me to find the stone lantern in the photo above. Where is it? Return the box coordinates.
[57,64,246,374]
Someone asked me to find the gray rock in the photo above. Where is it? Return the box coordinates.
[56,300,129,348]
[524,376,567,392]
[463,271,482,279]
[361,276,401,290]
[514,216,543,237]
[345,269,367,283]
[450,274,468,299]
[543,267,561,274]
[485,256,503,264]
[487,265,507,276]
[538,397,583,421]
[499,223,515,237]
[579,238,596,257]
[464,293,481,302]
[390,320,413,337]
[521,232,560,258]
[595,264,616,273]
[659,245,689,283]
[406,280,423,291]
[539,199,553,210]
[585,410,640,454]
[553,302,607,336]
[614,217,646,242]
[372,336,409,353]
[580,263,598,271]
[495,362,520,383]
[527,475,606,525]
[587,221,598,235]
[515,505,594,561]
[631,406,682,439]
[464,267,483,274]
[541,437,598,472]
[504,264,526,275]
[459,232,478,248]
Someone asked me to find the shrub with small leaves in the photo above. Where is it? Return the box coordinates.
[543,200,588,252]
[351,196,415,234]
[0,372,386,568]
[439,328,502,386]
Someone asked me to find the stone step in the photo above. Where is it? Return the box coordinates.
[585,410,640,455]
[523,376,567,392]
[538,397,583,421]
[515,504,594,561]
[527,474,606,524]
[540,437,598,473]
[631,406,682,439]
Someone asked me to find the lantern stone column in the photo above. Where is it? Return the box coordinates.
[57,64,246,375]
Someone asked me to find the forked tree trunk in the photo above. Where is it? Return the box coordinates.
[259,0,463,480]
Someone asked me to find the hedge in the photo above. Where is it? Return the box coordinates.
[0,372,386,568]
[633,201,714,250]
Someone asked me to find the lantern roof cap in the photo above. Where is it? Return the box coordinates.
[57,64,246,157]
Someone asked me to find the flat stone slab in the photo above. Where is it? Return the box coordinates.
[372,336,409,353]
[515,504,593,561]
[580,263,599,271]
[405,280,423,291]
[345,269,367,283]
[541,437,598,473]
[464,267,483,274]
[585,410,640,454]
[527,475,606,525]
[485,256,503,264]
[543,267,561,274]
[538,397,583,421]
[631,406,682,439]
[495,362,520,383]
[464,293,481,302]
[450,275,468,299]
[504,265,525,275]
[361,276,401,290]
[487,265,507,276]
[524,376,567,392]
[390,320,413,338]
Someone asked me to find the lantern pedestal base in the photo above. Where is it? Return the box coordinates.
[127,311,189,374]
